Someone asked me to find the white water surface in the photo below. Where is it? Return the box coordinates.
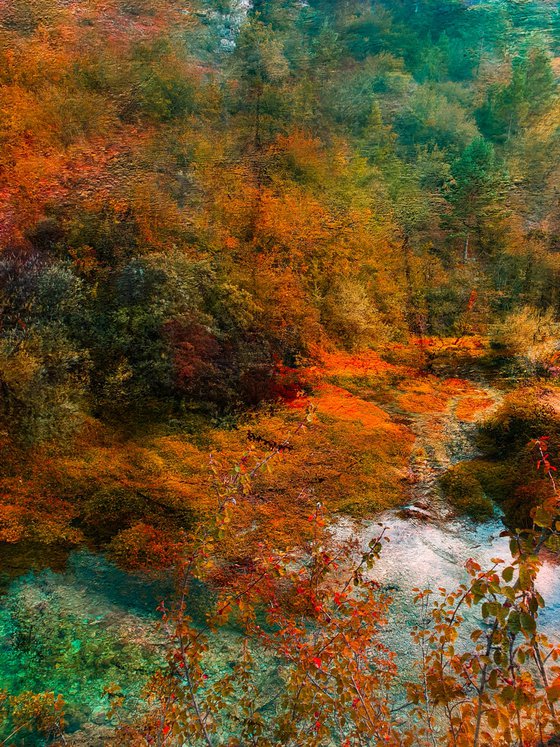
[336,513,560,663]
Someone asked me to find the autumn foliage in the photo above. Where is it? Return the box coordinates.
[1,0,560,742]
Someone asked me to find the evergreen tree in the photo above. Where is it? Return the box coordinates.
[445,138,509,260]
[478,47,556,142]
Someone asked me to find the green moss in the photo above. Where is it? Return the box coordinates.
[439,464,494,521]
[0,553,165,735]
[469,460,517,504]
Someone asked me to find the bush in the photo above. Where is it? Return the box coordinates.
[470,390,560,528]
[469,460,516,504]
[469,459,534,528]
[490,306,560,373]
[321,278,392,351]
[476,388,560,458]
[499,480,552,530]
[439,464,494,520]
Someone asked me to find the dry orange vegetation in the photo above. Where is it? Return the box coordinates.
[454,395,495,422]
[397,385,448,413]
[314,348,399,379]
[396,376,479,414]
[412,335,487,353]
[0,335,504,571]
[314,382,396,427]
[0,345,421,568]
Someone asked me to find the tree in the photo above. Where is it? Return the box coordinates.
[109,442,560,747]
[477,48,557,142]
[445,137,509,261]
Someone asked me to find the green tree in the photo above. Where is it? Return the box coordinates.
[478,48,557,142]
[445,137,509,261]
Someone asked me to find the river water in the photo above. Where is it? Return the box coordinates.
[344,512,560,665]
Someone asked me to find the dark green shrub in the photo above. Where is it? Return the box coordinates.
[476,388,560,458]
[498,479,551,530]
[439,464,494,520]
[468,459,538,528]
[470,390,560,528]
[469,460,517,504]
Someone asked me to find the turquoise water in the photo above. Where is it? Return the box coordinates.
[0,551,169,738]
[0,548,273,743]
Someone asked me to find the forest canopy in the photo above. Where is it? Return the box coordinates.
[0,0,559,440]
